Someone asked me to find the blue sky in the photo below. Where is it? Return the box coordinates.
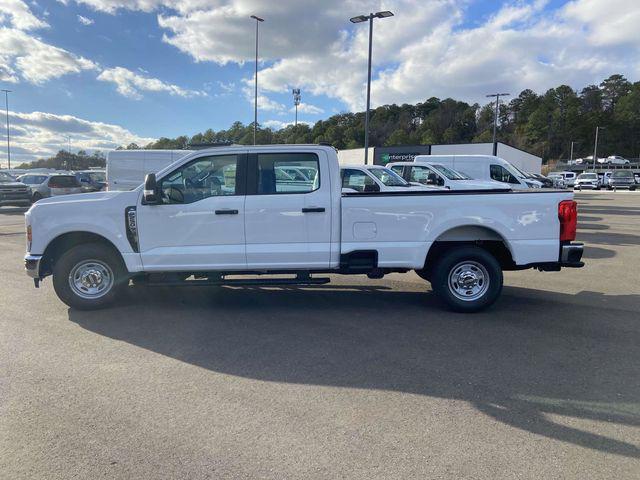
[1,0,639,164]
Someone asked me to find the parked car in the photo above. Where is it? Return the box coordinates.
[387,162,509,190]
[75,170,106,192]
[607,170,637,190]
[528,173,555,188]
[599,155,630,165]
[341,165,437,192]
[546,173,566,189]
[574,172,600,190]
[0,172,31,207]
[413,155,542,189]
[18,173,83,202]
[24,145,584,313]
[549,171,577,188]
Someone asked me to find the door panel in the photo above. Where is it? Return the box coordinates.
[245,152,331,269]
[137,153,247,271]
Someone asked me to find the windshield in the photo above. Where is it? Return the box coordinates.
[508,163,529,180]
[368,168,408,186]
[430,164,471,180]
[578,173,598,179]
[612,171,633,178]
[0,172,14,183]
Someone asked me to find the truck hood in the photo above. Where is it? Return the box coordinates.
[448,179,511,190]
[35,190,137,206]
[0,181,28,189]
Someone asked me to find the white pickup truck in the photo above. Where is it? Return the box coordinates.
[24,145,584,312]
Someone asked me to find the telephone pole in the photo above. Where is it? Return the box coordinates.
[486,92,510,155]
[1,89,11,169]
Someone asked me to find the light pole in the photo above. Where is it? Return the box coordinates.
[1,89,11,170]
[292,88,301,127]
[593,126,604,171]
[486,92,510,155]
[250,15,264,145]
[350,10,394,165]
[64,135,71,170]
[570,140,579,163]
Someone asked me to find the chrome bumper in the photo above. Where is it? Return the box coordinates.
[25,254,42,278]
[560,242,584,267]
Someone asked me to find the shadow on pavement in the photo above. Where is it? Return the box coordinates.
[69,284,640,459]
[0,207,29,216]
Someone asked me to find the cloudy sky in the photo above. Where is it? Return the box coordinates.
[0,0,639,164]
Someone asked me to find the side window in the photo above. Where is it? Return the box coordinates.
[257,153,319,194]
[342,169,377,192]
[490,164,519,184]
[159,154,239,204]
[410,166,441,186]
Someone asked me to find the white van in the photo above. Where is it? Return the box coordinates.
[549,171,577,188]
[414,155,542,189]
[387,162,509,190]
[107,150,192,191]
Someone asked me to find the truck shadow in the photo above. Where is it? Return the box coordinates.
[68,284,640,459]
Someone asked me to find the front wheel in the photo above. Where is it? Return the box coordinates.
[53,243,127,310]
[431,246,503,313]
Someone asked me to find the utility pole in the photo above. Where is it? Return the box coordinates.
[486,92,510,155]
[292,88,301,127]
[593,126,603,171]
[250,15,264,145]
[570,140,577,163]
[350,11,394,164]
[1,89,11,170]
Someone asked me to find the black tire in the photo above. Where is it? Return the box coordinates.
[631,185,636,191]
[32,192,42,203]
[415,268,431,282]
[431,246,503,313]
[52,243,127,310]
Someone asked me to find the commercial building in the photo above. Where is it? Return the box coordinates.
[338,142,543,174]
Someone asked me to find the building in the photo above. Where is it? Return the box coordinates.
[338,142,543,174]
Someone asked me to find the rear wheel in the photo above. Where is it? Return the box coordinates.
[53,243,127,310]
[431,246,503,313]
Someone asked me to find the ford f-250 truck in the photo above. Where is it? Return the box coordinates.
[24,145,584,312]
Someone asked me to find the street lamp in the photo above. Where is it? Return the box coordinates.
[350,10,394,165]
[250,15,264,145]
[486,92,510,155]
[569,140,580,164]
[1,89,11,170]
[292,88,301,127]
[593,126,604,171]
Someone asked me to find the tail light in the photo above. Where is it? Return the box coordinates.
[26,224,32,251]
[558,200,577,242]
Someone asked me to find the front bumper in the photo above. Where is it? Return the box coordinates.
[0,195,31,206]
[25,254,43,278]
[560,242,584,267]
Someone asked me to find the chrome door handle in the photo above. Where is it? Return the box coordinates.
[302,207,325,213]
[215,209,239,215]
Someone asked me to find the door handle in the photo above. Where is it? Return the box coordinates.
[215,209,239,215]
[302,207,325,213]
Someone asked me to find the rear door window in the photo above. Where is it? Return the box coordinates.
[257,153,319,194]
[48,176,81,188]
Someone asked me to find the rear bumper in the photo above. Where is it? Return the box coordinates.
[25,254,42,278]
[560,242,584,268]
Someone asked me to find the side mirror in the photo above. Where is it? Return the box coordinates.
[143,173,159,204]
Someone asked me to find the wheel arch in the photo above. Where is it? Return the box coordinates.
[40,231,125,277]
[423,225,516,274]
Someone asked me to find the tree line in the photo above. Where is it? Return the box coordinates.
[17,150,105,170]
[18,74,640,169]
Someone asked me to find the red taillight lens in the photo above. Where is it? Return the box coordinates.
[558,200,577,242]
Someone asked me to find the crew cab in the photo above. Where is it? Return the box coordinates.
[24,145,584,313]
[387,161,507,190]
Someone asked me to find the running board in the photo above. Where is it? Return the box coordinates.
[135,275,331,287]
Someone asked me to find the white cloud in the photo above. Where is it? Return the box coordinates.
[0,28,97,83]
[5,110,155,164]
[63,0,640,110]
[0,0,48,30]
[262,119,311,130]
[291,102,324,115]
[97,66,207,99]
[77,14,94,26]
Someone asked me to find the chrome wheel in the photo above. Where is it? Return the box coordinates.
[68,259,114,299]
[447,261,490,302]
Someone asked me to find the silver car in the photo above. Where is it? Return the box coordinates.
[17,173,83,202]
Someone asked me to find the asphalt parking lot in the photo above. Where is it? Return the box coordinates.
[1,192,639,479]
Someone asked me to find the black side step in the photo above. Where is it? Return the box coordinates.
[136,276,331,287]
